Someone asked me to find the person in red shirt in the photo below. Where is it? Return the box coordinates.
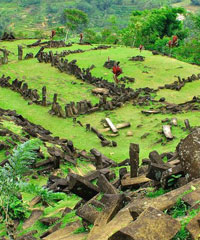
[51,30,56,39]
[172,35,178,47]
[112,62,122,84]
[168,40,172,48]
[139,44,143,53]
[80,33,83,43]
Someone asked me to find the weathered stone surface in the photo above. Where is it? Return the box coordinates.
[76,202,99,224]
[128,178,200,217]
[186,212,200,240]
[68,173,99,200]
[88,194,125,240]
[40,217,59,226]
[109,207,180,240]
[97,174,118,194]
[129,143,139,178]
[163,125,173,139]
[121,175,151,189]
[177,128,200,180]
[23,210,43,229]
[149,150,163,164]
[182,189,200,207]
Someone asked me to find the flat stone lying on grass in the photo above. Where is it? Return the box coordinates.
[162,125,174,139]
[109,207,180,240]
[121,175,151,189]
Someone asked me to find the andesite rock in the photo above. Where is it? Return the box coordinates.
[177,128,200,180]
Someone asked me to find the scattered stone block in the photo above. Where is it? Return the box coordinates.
[109,207,180,240]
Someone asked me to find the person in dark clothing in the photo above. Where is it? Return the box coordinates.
[112,61,122,84]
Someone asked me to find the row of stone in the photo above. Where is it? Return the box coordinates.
[0,75,48,106]
[158,73,200,91]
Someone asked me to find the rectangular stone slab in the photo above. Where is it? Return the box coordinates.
[68,173,99,201]
[128,178,200,217]
[121,175,150,189]
[186,212,200,240]
[105,118,118,133]
[109,207,180,240]
[88,194,125,240]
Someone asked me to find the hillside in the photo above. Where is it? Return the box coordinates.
[0,38,200,239]
[1,0,200,38]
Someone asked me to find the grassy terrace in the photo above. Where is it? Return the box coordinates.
[0,40,200,162]
[0,38,200,239]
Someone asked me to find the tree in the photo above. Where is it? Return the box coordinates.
[0,139,41,239]
[64,8,88,40]
[122,7,186,47]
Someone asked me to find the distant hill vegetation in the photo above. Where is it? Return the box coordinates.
[0,0,199,37]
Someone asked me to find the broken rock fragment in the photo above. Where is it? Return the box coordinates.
[109,207,180,240]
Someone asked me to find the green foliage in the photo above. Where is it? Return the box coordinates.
[169,199,188,218]
[0,139,41,236]
[173,205,200,240]
[146,188,168,198]
[122,7,185,47]
[0,196,28,221]
[22,183,65,204]
[73,226,88,234]
[64,8,88,33]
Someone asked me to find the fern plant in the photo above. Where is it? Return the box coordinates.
[0,139,41,239]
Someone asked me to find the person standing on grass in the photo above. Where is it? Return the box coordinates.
[80,33,83,43]
[112,61,122,84]
[139,44,144,53]
[51,30,56,39]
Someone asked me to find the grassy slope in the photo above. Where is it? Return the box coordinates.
[0,39,200,238]
[0,40,200,162]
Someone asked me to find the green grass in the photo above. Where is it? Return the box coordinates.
[146,188,168,198]
[65,46,200,90]
[0,39,200,237]
[0,39,200,163]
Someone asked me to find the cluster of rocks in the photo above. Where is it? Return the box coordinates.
[0,49,8,65]
[49,94,99,118]
[142,96,200,115]
[1,107,200,239]
[0,75,50,106]
[27,40,67,48]
[129,55,145,61]
[158,73,200,91]
[0,108,81,174]
[41,129,200,239]
[1,32,15,41]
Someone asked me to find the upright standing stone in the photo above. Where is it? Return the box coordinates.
[18,45,23,60]
[129,143,139,178]
[90,148,103,170]
[184,119,191,129]
[42,86,47,106]
[2,49,8,64]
